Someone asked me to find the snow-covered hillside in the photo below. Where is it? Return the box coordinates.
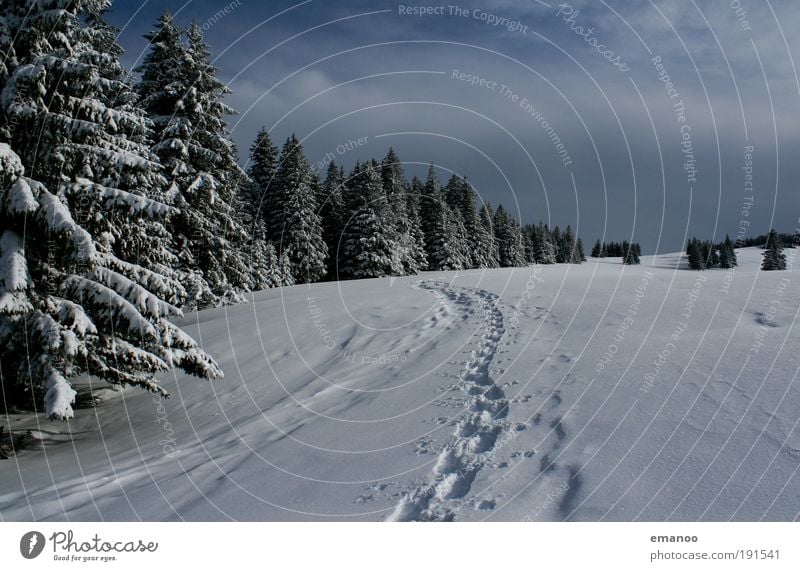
[2,248,799,521]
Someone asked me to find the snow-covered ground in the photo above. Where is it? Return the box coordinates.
[2,248,799,521]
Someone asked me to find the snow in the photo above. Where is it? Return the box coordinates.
[0,230,30,294]
[0,143,24,179]
[2,248,799,521]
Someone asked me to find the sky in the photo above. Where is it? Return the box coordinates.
[107,0,800,253]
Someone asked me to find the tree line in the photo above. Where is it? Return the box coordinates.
[590,240,642,264]
[0,6,592,417]
[686,236,738,270]
[685,230,796,271]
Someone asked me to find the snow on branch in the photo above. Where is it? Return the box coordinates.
[62,274,159,340]
[62,177,174,218]
[0,230,33,315]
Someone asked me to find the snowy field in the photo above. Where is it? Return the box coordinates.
[1,248,799,521]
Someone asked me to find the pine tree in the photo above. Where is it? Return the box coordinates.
[494,205,526,267]
[420,166,462,270]
[318,161,346,279]
[591,239,601,258]
[241,128,288,290]
[761,229,787,271]
[534,223,557,264]
[687,239,704,270]
[0,4,221,419]
[454,178,492,268]
[137,16,251,306]
[550,226,563,263]
[479,203,500,268]
[562,225,579,263]
[719,239,732,269]
[442,175,472,269]
[339,161,402,279]
[721,234,737,268]
[381,149,426,274]
[575,237,586,262]
[623,241,640,265]
[522,226,536,263]
[245,127,279,226]
[706,241,719,268]
[401,183,429,272]
[271,135,328,283]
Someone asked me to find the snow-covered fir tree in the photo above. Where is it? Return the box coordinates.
[442,174,473,269]
[552,226,565,263]
[533,223,557,264]
[318,161,346,279]
[561,226,577,263]
[381,148,427,274]
[270,135,328,283]
[493,205,526,267]
[136,15,251,307]
[448,176,493,268]
[420,166,463,271]
[241,128,291,290]
[245,127,279,224]
[479,203,500,268]
[339,161,403,279]
[0,2,221,419]
[719,234,737,269]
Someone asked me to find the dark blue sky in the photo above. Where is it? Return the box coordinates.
[108,0,800,253]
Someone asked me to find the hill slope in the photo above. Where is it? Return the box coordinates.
[2,249,799,521]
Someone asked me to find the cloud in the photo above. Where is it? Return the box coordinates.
[109,0,800,251]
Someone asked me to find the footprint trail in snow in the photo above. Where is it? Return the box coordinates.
[388,280,509,521]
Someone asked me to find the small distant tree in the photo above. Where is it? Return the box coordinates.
[718,235,736,269]
[591,239,601,258]
[622,241,640,265]
[761,229,787,271]
[573,237,586,263]
[723,234,737,268]
[687,239,704,270]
